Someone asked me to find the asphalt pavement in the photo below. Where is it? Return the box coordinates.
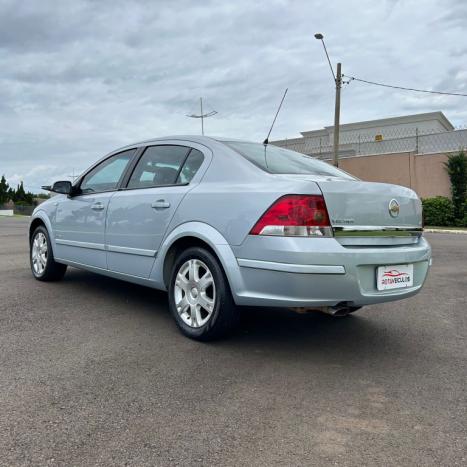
[0,216,465,466]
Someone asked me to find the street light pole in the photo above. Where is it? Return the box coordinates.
[314,33,341,167]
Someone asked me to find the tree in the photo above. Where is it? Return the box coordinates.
[0,175,9,205]
[15,182,26,202]
[0,175,46,206]
[7,187,15,202]
[444,150,467,223]
[13,181,34,205]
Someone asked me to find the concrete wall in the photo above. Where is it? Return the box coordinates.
[338,151,452,199]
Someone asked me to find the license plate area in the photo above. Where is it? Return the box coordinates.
[376,264,414,291]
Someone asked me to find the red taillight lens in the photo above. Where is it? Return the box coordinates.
[250,194,332,237]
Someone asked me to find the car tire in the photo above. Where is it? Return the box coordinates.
[30,225,67,282]
[168,246,239,341]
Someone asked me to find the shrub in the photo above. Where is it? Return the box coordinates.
[422,196,454,226]
[444,150,467,221]
[462,201,467,227]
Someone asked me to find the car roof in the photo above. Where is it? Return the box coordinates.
[113,135,256,152]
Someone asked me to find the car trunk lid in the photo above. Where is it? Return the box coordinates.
[317,179,423,246]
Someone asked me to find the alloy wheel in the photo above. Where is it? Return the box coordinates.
[174,259,216,328]
[32,232,48,276]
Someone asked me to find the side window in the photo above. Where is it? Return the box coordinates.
[127,145,190,189]
[80,150,135,194]
[176,149,204,184]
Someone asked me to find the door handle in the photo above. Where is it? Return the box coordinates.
[151,199,171,209]
[91,202,105,211]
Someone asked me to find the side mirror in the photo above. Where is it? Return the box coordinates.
[42,180,73,195]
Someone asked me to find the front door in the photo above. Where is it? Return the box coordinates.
[53,149,136,269]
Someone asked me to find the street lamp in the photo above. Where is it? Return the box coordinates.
[315,33,342,167]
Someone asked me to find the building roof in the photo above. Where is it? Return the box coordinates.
[299,111,454,138]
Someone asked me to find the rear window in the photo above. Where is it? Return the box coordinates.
[127,145,190,188]
[224,141,355,179]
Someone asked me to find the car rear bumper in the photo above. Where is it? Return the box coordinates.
[227,236,431,308]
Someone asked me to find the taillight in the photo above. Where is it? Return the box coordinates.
[250,194,332,237]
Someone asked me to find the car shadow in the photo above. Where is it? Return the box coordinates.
[61,268,410,362]
[230,306,407,360]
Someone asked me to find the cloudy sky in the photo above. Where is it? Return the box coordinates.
[1,0,466,192]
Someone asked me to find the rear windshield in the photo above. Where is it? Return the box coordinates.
[224,141,355,179]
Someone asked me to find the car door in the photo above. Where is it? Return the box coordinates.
[53,149,136,269]
[105,144,206,277]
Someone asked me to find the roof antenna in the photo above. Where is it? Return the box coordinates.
[263,88,288,145]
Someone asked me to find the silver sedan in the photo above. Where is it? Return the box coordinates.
[30,136,431,340]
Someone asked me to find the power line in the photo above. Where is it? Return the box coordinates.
[343,75,467,97]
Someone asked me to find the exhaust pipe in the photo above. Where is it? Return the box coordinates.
[290,304,356,317]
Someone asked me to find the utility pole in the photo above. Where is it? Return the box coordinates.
[187,97,217,136]
[314,33,341,167]
[333,63,342,167]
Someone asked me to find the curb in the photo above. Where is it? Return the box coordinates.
[425,228,467,235]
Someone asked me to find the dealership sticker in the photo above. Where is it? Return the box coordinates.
[377,264,414,291]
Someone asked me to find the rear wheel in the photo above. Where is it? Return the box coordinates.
[30,226,67,281]
[168,247,239,341]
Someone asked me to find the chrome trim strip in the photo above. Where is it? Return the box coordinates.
[337,236,420,246]
[237,258,345,275]
[106,245,156,257]
[56,239,156,256]
[55,239,105,251]
[333,226,423,238]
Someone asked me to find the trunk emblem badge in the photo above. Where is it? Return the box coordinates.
[389,199,400,217]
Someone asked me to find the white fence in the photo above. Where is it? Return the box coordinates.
[273,128,467,158]
[0,210,14,216]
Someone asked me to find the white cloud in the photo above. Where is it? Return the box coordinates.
[0,0,466,191]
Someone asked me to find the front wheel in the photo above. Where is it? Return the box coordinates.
[168,247,239,341]
[30,226,67,281]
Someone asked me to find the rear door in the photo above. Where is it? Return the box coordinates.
[105,144,206,278]
[53,149,136,268]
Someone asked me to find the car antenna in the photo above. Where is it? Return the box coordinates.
[263,88,288,146]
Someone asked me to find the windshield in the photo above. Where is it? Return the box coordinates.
[224,141,355,179]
